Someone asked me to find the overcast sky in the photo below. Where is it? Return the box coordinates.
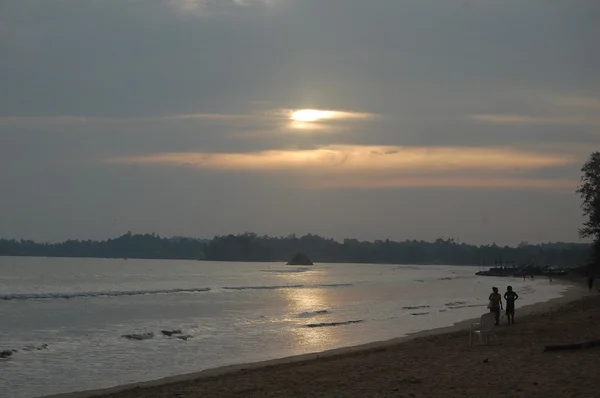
[1,0,599,245]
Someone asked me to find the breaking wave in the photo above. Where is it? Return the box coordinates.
[222,283,352,291]
[305,320,363,328]
[261,268,309,273]
[0,287,212,301]
[223,285,304,290]
[447,304,487,310]
[2,283,352,300]
[298,310,329,318]
[392,265,419,271]
[518,286,535,295]
[445,301,466,306]
[319,283,353,288]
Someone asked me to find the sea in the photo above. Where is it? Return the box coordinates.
[0,256,568,398]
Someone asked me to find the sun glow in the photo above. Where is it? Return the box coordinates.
[290,109,334,122]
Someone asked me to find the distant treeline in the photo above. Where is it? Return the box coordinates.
[0,232,591,266]
[0,233,207,260]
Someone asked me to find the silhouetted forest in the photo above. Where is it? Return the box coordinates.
[0,232,591,266]
[0,233,207,260]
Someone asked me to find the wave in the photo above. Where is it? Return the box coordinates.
[445,301,466,306]
[0,287,211,301]
[222,285,304,291]
[305,320,363,328]
[403,305,430,310]
[411,312,429,316]
[447,304,487,309]
[298,310,329,318]
[319,283,353,288]
[392,265,420,270]
[222,283,352,291]
[122,330,193,341]
[2,283,352,300]
[518,286,535,294]
[261,268,309,273]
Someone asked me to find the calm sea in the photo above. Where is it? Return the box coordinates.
[0,257,567,398]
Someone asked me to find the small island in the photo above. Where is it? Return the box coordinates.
[287,253,314,266]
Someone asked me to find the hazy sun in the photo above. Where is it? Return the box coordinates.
[290,109,332,122]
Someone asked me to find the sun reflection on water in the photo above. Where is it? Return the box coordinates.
[284,287,325,313]
[283,287,341,351]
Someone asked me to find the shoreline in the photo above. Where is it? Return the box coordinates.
[42,281,588,398]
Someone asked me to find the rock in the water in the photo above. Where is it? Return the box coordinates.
[176,335,193,341]
[286,253,313,266]
[0,350,12,359]
[161,330,182,337]
[122,332,154,341]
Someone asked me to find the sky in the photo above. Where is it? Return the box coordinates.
[1,0,599,245]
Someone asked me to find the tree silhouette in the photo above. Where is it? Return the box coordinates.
[0,233,590,266]
[576,151,600,271]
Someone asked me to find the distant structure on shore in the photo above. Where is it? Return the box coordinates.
[287,253,314,265]
[475,261,570,277]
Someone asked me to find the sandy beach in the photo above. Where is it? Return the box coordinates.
[43,283,600,398]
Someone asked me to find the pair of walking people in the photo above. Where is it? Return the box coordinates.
[488,286,518,326]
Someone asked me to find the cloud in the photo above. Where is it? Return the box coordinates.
[105,145,577,189]
[0,108,378,137]
[469,95,600,130]
[0,113,251,127]
[168,0,278,14]
[311,176,575,191]
[554,97,600,109]
[169,0,204,12]
[469,114,600,126]
[107,145,575,173]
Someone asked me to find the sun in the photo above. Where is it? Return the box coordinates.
[290,109,332,122]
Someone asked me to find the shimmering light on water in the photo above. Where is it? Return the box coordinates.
[0,257,567,398]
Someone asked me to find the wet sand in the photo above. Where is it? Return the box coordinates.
[46,284,598,398]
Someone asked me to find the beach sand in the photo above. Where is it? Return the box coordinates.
[47,285,599,398]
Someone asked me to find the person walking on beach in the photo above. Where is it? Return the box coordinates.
[504,286,519,325]
[588,274,595,292]
[488,287,503,326]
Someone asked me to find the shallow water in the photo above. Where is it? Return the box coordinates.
[0,257,566,398]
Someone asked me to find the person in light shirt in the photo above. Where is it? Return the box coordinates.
[488,287,503,326]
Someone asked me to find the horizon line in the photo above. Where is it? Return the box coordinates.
[0,231,590,249]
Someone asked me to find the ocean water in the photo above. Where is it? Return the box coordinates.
[0,257,567,398]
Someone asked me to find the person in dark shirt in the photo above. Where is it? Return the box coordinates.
[504,286,519,325]
[488,287,503,326]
